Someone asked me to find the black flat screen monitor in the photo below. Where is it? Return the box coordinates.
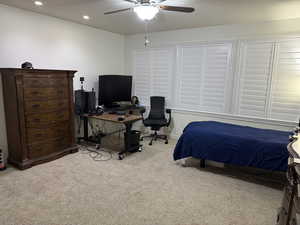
[98,75,132,107]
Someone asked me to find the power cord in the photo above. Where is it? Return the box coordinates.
[79,143,113,161]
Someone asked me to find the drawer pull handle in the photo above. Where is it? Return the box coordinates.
[34,118,40,122]
[32,104,40,108]
[35,134,42,137]
[32,91,39,95]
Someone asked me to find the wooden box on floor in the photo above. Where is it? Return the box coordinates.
[0,68,78,170]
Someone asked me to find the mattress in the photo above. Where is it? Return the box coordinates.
[173,121,290,171]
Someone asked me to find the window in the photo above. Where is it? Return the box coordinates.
[236,39,300,122]
[133,48,174,106]
[176,43,233,113]
[270,40,300,122]
[132,38,300,123]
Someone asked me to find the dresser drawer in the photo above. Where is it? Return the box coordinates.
[48,110,70,123]
[24,88,68,100]
[25,99,69,114]
[26,110,69,127]
[25,101,48,113]
[27,124,70,143]
[23,77,68,88]
[48,99,69,111]
[27,136,71,159]
[26,114,49,127]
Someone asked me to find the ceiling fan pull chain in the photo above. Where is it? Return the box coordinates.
[144,21,150,47]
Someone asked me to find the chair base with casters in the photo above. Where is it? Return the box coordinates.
[141,131,169,146]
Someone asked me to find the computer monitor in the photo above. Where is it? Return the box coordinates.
[98,75,132,107]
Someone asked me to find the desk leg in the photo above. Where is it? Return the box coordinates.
[77,116,89,143]
[84,117,89,141]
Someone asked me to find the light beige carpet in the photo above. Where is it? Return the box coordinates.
[0,139,284,225]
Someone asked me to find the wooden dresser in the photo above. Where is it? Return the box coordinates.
[1,68,78,170]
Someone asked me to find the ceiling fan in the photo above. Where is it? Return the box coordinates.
[104,0,195,21]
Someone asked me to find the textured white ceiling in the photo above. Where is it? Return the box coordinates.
[1,0,300,35]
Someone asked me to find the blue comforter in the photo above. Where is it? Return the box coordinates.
[173,121,290,171]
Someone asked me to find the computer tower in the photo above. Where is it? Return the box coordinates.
[124,130,141,152]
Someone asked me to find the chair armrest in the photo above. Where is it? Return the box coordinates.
[166,108,172,127]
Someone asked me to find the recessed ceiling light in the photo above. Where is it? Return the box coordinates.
[34,1,43,6]
[83,15,90,20]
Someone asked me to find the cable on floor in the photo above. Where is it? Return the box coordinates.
[79,143,113,161]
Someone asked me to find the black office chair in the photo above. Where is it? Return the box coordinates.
[140,96,172,145]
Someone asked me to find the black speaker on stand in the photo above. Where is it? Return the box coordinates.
[75,90,87,115]
[75,77,97,143]
[75,77,96,115]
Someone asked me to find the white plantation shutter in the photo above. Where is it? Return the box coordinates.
[133,50,151,105]
[236,42,274,118]
[177,46,203,109]
[133,48,174,106]
[270,40,300,122]
[176,43,232,113]
[201,45,232,112]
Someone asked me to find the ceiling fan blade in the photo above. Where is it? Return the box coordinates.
[104,8,132,15]
[159,5,195,13]
[123,0,138,3]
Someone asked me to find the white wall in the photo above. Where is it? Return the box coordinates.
[125,19,300,137]
[0,4,125,155]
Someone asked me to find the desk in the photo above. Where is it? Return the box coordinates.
[81,113,143,159]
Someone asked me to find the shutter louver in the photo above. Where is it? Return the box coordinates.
[270,41,300,122]
[237,42,274,118]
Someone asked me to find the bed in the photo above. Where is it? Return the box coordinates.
[173,121,290,172]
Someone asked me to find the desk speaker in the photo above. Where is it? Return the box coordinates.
[75,90,96,115]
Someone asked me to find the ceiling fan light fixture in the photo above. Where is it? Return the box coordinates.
[133,5,159,21]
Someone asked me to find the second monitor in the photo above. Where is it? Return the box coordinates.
[98,75,132,108]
